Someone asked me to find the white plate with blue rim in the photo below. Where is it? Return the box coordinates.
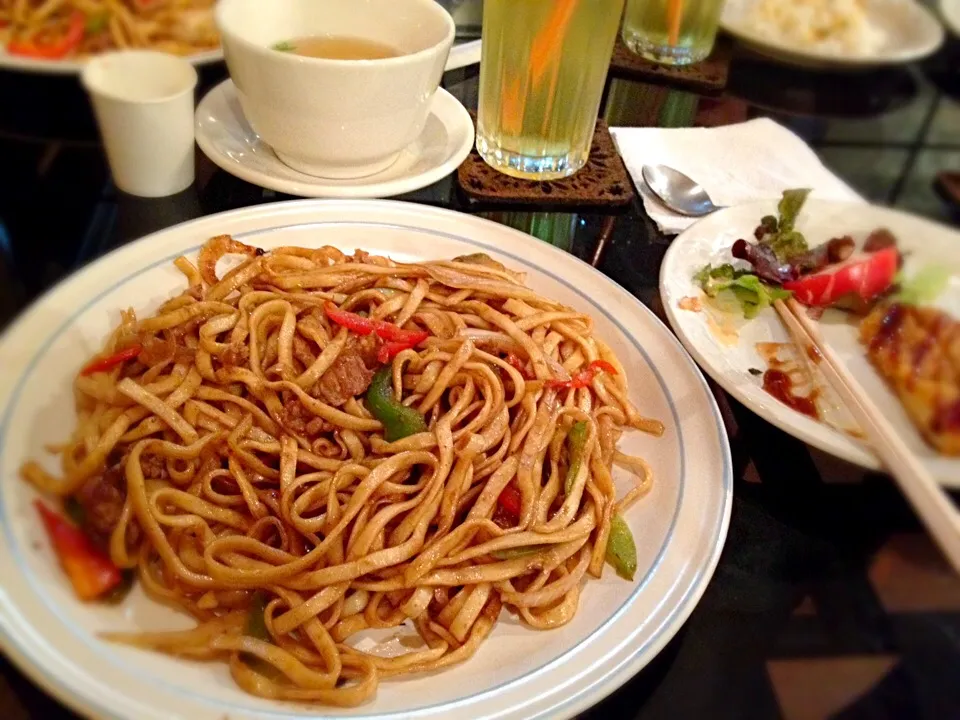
[0,200,731,720]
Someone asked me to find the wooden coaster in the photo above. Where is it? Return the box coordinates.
[608,37,732,95]
[456,119,634,209]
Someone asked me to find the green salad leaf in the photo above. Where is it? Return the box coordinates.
[694,263,792,319]
[777,188,812,234]
[767,229,808,263]
[758,189,813,262]
[693,263,740,296]
[895,265,952,306]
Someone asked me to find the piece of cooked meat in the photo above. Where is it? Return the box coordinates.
[860,303,960,455]
[74,447,162,547]
[314,334,382,407]
[75,464,126,545]
[863,228,898,253]
[220,342,249,368]
[281,396,330,436]
[139,453,168,479]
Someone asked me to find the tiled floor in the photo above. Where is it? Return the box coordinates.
[768,533,960,719]
[868,535,960,614]
[768,656,899,720]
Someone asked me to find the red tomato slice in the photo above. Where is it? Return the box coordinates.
[784,247,898,307]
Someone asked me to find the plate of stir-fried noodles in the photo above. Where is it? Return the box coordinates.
[0,200,731,719]
[0,0,221,73]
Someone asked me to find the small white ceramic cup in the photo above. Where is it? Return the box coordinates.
[216,0,455,179]
[81,51,198,198]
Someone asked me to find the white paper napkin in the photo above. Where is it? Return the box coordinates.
[610,118,863,235]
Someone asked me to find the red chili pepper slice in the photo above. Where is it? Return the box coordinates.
[80,344,142,376]
[586,360,617,377]
[325,303,428,356]
[546,359,618,390]
[505,353,533,380]
[8,12,85,59]
[497,484,522,517]
[377,339,425,364]
[324,302,377,335]
[381,327,429,347]
[373,324,428,345]
[35,500,122,601]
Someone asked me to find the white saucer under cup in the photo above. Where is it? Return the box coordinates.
[81,51,197,198]
[195,79,474,198]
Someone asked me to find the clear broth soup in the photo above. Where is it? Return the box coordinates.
[273,35,402,60]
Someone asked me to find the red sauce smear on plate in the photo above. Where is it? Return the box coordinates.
[762,369,820,420]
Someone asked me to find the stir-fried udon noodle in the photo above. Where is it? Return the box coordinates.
[0,0,217,59]
[23,236,664,706]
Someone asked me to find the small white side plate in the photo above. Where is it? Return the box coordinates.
[660,199,960,486]
[721,0,945,69]
[195,80,475,198]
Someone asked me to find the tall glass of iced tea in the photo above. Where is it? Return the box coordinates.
[477,0,625,181]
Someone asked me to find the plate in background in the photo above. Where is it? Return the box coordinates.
[0,47,222,75]
[0,34,480,75]
[941,0,960,36]
[721,0,945,69]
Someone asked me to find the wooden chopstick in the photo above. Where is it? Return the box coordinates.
[773,298,960,573]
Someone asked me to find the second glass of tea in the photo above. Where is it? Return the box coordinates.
[477,0,625,181]
[622,0,726,66]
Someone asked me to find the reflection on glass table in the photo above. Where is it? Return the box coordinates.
[440,0,483,39]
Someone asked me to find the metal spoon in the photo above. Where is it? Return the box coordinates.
[642,164,724,217]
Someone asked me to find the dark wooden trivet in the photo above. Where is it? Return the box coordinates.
[608,37,732,95]
[456,118,634,209]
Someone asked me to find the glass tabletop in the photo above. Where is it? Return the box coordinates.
[1,15,959,720]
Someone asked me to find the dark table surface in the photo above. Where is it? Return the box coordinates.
[2,24,960,720]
